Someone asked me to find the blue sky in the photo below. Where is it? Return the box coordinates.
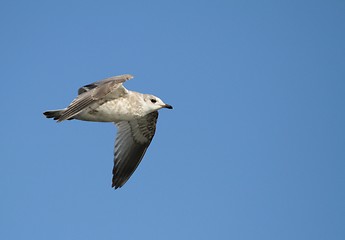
[1,0,344,239]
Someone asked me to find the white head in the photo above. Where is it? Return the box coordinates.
[142,94,173,114]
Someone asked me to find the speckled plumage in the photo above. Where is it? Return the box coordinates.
[43,74,172,189]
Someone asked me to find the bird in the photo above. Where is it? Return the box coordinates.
[43,74,173,189]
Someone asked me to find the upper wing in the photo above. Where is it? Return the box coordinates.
[77,74,133,95]
[57,74,133,122]
[112,111,159,189]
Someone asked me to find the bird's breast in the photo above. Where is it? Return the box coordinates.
[75,99,142,122]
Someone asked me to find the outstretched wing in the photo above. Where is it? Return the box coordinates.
[112,111,159,189]
[77,74,132,95]
[57,74,133,122]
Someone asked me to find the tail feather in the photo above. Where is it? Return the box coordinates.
[43,109,71,121]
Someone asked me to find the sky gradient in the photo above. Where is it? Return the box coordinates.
[1,1,344,239]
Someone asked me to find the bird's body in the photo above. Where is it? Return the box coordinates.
[74,91,150,122]
[43,74,172,189]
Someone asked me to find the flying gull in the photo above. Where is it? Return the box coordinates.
[43,74,172,189]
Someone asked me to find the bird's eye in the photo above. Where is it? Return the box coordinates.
[150,99,157,103]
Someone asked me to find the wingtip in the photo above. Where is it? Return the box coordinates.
[112,182,121,190]
[117,74,134,81]
[125,74,134,80]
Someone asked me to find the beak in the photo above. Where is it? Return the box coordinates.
[163,104,173,109]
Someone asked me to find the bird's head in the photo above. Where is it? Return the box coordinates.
[142,94,173,114]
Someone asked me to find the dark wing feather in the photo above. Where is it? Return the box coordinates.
[57,74,133,122]
[112,111,159,189]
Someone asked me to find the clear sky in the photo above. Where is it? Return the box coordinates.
[1,1,344,239]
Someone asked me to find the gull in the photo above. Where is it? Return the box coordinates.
[43,74,172,189]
